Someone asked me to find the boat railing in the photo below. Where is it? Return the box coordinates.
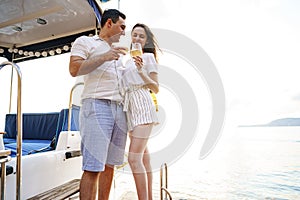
[53,82,83,151]
[0,61,22,200]
[67,82,84,132]
[160,163,173,200]
[0,149,11,200]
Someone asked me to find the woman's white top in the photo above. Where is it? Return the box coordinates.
[121,53,159,130]
[121,53,158,87]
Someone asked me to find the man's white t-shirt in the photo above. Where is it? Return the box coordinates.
[71,35,123,102]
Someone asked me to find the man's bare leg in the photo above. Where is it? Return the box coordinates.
[80,171,100,200]
[98,165,114,200]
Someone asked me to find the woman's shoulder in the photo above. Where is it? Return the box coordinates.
[143,53,156,63]
[143,52,155,57]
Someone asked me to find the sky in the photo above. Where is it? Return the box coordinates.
[1,0,300,129]
[108,0,300,126]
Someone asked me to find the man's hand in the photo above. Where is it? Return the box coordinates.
[106,46,128,61]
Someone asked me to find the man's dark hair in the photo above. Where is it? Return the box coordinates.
[100,9,126,28]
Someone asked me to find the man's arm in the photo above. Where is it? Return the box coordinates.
[69,55,106,77]
[69,47,127,77]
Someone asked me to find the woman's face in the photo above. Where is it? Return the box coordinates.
[131,27,147,48]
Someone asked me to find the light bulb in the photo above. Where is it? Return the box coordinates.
[55,48,62,54]
[63,45,69,51]
[49,50,55,56]
[35,52,41,57]
[42,51,47,57]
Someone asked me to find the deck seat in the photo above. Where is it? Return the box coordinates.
[54,105,80,148]
[3,105,80,156]
[2,138,15,144]
[5,140,52,156]
[29,105,80,153]
[4,112,59,156]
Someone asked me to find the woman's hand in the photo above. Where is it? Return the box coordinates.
[133,56,143,71]
[132,55,159,93]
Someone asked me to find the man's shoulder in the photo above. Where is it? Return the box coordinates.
[75,34,102,42]
[75,35,95,42]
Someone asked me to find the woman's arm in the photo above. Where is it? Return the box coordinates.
[133,56,159,93]
[138,70,159,93]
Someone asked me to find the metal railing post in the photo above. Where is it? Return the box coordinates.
[67,82,83,132]
[160,163,172,200]
[0,61,22,200]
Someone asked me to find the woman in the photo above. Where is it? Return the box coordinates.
[122,23,160,200]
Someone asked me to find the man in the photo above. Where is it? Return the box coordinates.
[69,9,127,200]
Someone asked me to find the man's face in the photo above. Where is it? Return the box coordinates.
[110,17,126,43]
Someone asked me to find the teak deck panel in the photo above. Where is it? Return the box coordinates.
[27,179,80,200]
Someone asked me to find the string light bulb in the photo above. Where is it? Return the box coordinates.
[42,51,47,57]
[49,50,55,56]
[55,48,62,54]
[63,45,69,51]
[35,52,41,57]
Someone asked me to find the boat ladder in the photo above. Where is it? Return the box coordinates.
[160,163,173,200]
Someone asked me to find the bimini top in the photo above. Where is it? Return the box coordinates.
[0,0,103,62]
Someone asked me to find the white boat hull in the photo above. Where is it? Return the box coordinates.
[1,131,83,199]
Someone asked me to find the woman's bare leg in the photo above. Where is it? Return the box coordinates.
[143,148,153,200]
[128,124,153,200]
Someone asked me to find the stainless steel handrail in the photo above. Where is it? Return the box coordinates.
[0,61,22,200]
[9,67,14,114]
[0,152,11,200]
[67,82,84,132]
[160,163,172,200]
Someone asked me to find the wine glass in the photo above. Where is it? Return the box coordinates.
[130,43,142,57]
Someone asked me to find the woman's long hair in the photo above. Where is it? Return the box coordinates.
[131,23,161,62]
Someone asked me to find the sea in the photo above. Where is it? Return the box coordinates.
[110,126,300,200]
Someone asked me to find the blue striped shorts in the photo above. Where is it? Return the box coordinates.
[80,98,127,172]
